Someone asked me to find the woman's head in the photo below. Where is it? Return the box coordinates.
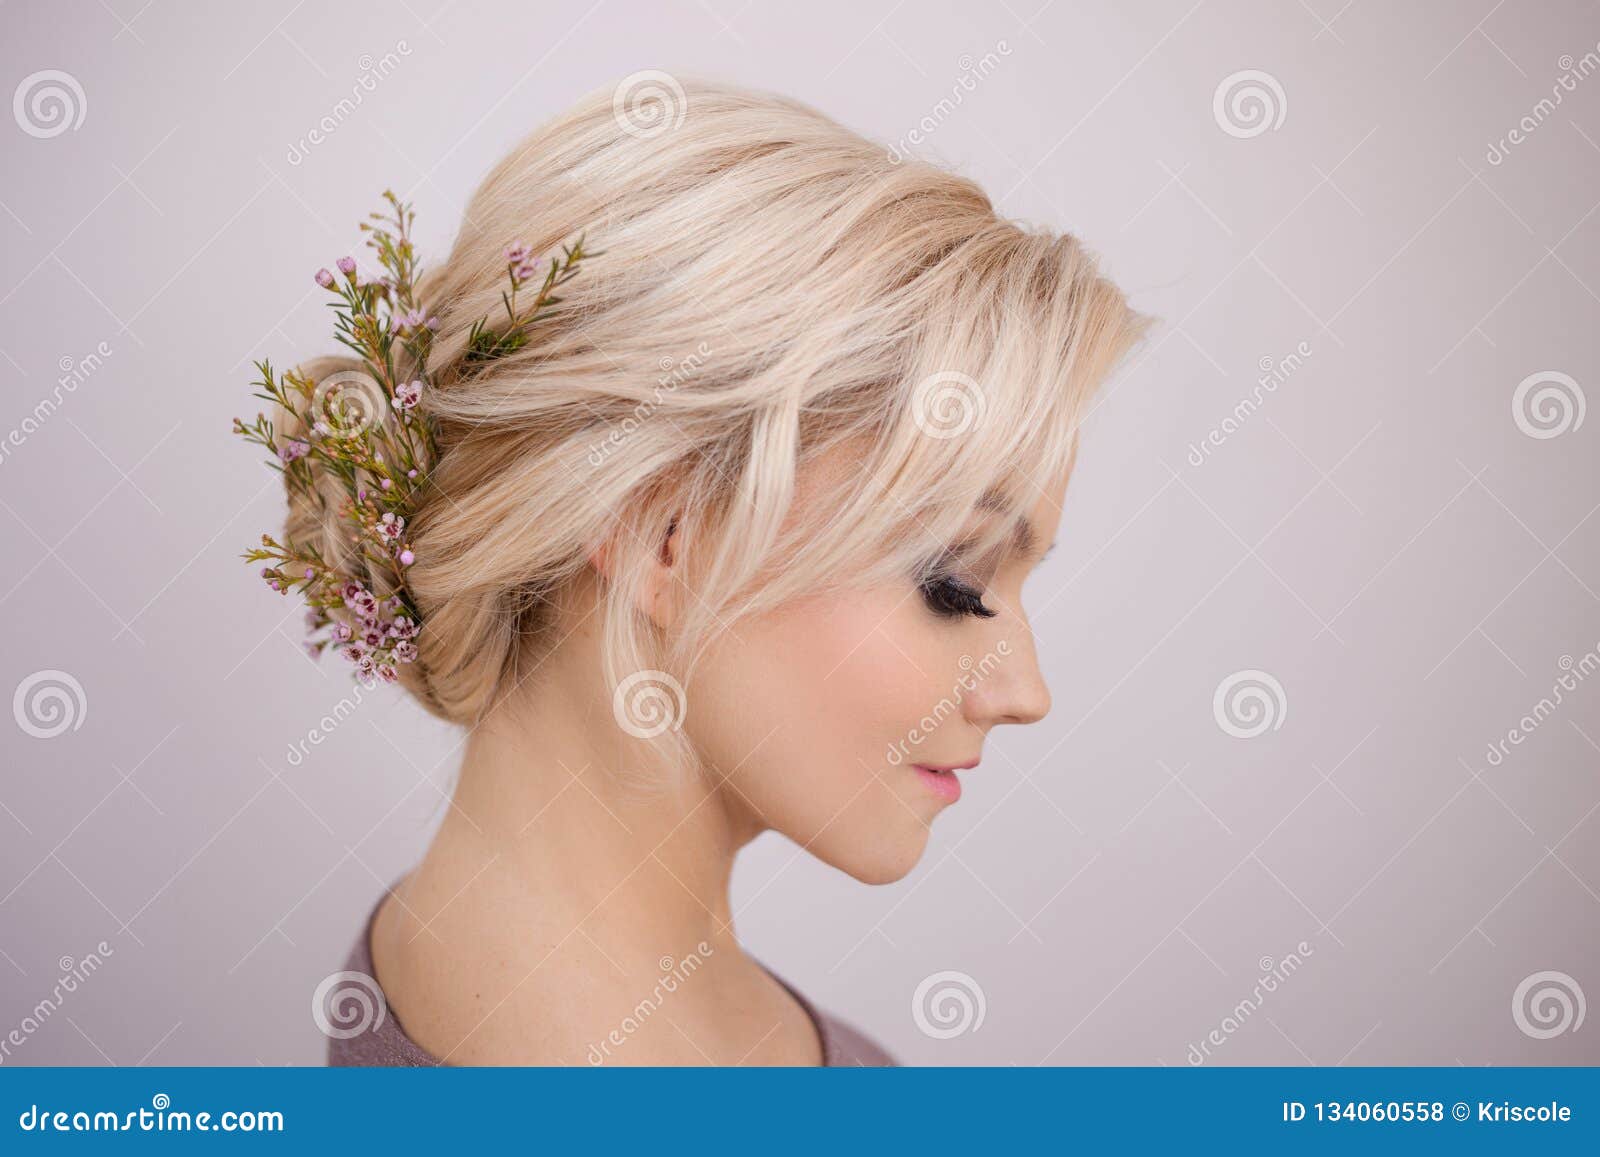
[282,78,1146,883]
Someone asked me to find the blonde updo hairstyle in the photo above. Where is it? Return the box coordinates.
[280,78,1147,782]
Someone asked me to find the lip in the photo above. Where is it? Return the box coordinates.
[913,760,977,803]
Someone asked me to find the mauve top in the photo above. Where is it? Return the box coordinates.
[327,887,897,1067]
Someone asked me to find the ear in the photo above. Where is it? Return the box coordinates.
[586,516,681,630]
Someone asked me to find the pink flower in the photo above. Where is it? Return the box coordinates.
[363,628,383,648]
[389,616,416,639]
[276,439,309,463]
[336,256,357,275]
[377,663,399,684]
[378,512,405,541]
[515,260,541,282]
[391,380,422,411]
[343,644,366,663]
[340,581,363,602]
[333,623,353,642]
[315,268,335,288]
[393,640,418,663]
[505,243,530,263]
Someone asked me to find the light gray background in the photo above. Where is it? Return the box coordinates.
[2,0,1597,1066]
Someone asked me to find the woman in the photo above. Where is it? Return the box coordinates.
[264,78,1145,1065]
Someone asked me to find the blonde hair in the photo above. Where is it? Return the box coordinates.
[282,78,1147,768]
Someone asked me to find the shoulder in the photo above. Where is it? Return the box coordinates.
[759,960,898,1067]
[323,889,441,1067]
[818,1008,898,1067]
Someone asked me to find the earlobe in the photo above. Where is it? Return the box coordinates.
[587,518,681,628]
[642,517,682,629]
[586,538,613,581]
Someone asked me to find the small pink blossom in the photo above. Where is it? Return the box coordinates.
[315,268,335,288]
[391,380,422,411]
[377,663,399,683]
[505,242,530,263]
[277,439,309,463]
[393,640,418,663]
[336,256,357,275]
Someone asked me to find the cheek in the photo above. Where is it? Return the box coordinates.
[690,587,948,811]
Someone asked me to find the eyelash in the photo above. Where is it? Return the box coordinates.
[918,573,997,620]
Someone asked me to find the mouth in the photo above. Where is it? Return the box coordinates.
[913,761,975,804]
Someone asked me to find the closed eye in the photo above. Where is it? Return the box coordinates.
[919,573,997,620]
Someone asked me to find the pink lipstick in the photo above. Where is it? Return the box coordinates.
[914,762,972,803]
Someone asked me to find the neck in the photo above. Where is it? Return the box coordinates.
[407,590,764,969]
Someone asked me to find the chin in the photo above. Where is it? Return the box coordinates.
[823,829,931,886]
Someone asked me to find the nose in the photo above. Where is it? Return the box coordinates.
[966,618,1051,728]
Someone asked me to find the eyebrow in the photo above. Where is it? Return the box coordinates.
[976,488,1056,564]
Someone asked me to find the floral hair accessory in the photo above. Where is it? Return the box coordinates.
[234,190,593,686]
